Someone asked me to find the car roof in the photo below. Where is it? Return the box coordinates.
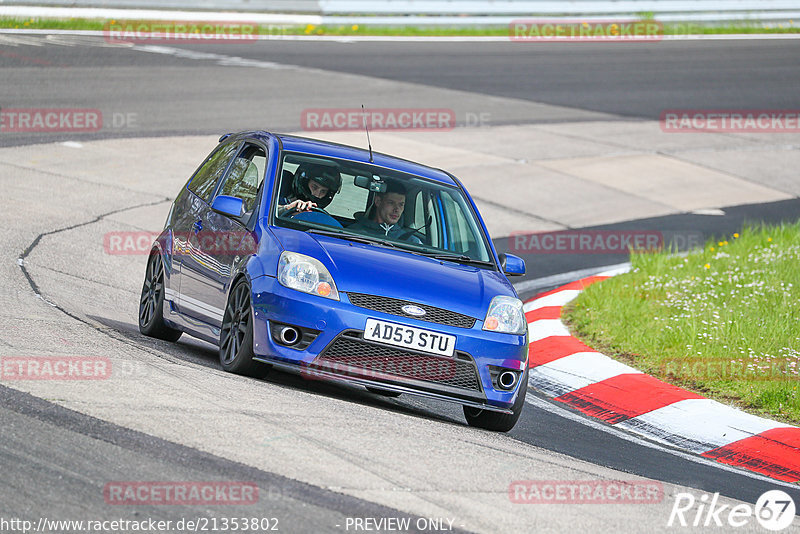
[231,130,458,186]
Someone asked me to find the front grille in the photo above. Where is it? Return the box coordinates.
[311,332,482,392]
[347,292,476,329]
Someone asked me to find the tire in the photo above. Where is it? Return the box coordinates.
[139,251,182,342]
[366,386,402,398]
[463,368,528,432]
[219,279,268,378]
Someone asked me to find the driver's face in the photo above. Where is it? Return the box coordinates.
[374,192,405,225]
[308,179,329,199]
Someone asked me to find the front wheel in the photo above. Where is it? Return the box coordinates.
[463,369,528,432]
[219,279,268,378]
[139,251,182,342]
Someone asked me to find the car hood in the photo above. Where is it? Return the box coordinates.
[270,227,516,320]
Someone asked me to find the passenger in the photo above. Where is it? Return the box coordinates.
[278,163,341,215]
[348,181,422,244]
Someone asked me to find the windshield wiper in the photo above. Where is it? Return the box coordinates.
[307,228,396,248]
[424,253,495,268]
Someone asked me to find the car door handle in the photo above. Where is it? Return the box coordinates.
[192,220,203,233]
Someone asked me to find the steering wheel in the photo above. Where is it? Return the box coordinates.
[283,206,344,229]
[283,206,328,217]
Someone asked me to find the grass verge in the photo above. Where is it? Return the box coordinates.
[565,223,800,425]
[0,17,799,36]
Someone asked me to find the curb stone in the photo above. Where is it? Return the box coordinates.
[524,268,800,484]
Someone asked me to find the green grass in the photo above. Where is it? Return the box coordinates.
[1,17,799,36]
[565,223,800,424]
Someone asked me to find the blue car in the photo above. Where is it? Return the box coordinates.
[139,131,529,431]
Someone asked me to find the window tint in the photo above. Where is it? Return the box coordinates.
[187,141,240,202]
[218,144,266,215]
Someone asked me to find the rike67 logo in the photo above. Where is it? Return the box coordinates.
[668,490,796,531]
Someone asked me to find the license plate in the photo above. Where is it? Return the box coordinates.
[363,318,456,357]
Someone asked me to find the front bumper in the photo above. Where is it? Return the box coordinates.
[249,275,528,412]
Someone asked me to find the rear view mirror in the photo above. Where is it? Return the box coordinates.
[354,175,387,193]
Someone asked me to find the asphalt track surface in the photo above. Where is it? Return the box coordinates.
[216,39,800,120]
[3,37,800,145]
[2,36,800,531]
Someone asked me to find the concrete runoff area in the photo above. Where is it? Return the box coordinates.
[1,118,798,532]
[287,123,795,237]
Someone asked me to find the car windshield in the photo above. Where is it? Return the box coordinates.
[271,151,494,265]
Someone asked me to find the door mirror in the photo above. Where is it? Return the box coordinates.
[498,253,526,276]
[211,195,245,218]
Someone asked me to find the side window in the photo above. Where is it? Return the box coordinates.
[441,191,487,260]
[217,144,266,215]
[428,194,441,246]
[414,191,425,227]
[414,189,440,248]
[187,141,240,202]
[411,189,436,246]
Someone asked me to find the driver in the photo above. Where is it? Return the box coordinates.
[348,181,422,244]
[278,163,341,216]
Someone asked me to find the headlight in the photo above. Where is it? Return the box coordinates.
[277,251,339,301]
[483,295,525,335]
